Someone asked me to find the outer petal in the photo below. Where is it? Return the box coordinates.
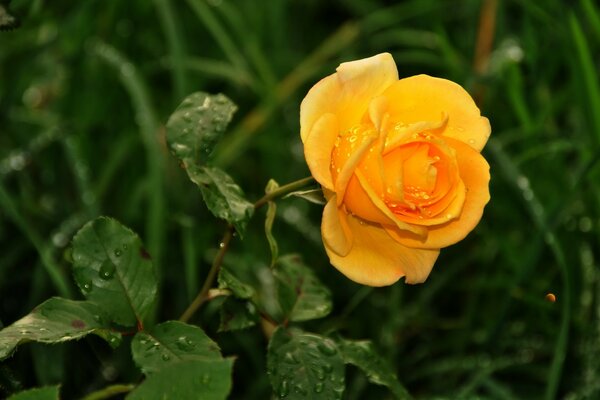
[382,75,490,151]
[304,113,339,190]
[321,197,353,256]
[386,138,490,249]
[323,215,440,286]
[300,53,398,142]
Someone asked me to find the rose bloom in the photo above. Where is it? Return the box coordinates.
[300,53,490,286]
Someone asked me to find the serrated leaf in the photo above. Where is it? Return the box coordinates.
[126,359,234,400]
[265,179,279,266]
[274,255,332,322]
[71,217,158,327]
[0,298,121,361]
[7,385,60,400]
[219,297,258,332]
[131,321,222,375]
[166,92,236,167]
[267,328,345,399]
[165,92,252,235]
[284,188,326,205]
[218,265,255,300]
[336,338,411,399]
[190,165,254,236]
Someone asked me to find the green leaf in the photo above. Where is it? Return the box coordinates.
[7,385,60,400]
[265,179,279,266]
[0,298,120,361]
[218,265,255,300]
[131,321,222,375]
[166,92,253,234]
[126,359,234,400]
[284,188,326,205]
[219,297,258,332]
[267,328,345,399]
[336,338,411,399]
[193,166,254,235]
[274,255,332,322]
[166,92,237,167]
[71,217,158,327]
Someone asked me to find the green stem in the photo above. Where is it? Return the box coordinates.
[178,176,315,323]
[81,384,136,400]
[253,176,315,209]
[179,226,234,323]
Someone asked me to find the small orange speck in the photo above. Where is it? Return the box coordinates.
[545,293,556,302]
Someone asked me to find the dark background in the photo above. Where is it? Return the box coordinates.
[1,0,599,398]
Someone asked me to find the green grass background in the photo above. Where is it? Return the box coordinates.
[1,0,600,398]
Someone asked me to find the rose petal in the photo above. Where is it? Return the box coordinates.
[386,137,490,249]
[300,53,398,142]
[323,214,440,286]
[383,75,490,151]
[321,197,353,256]
[334,133,378,205]
[304,113,339,190]
[354,170,426,235]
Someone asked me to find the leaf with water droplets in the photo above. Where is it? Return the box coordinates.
[274,255,332,322]
[218,266,255,300]
[267,328,345,400]
[336,337,412,399]
[166,92,252,235]
[7,385,60,400]
[126,358,234,400]
[71,217,158,327]
[190,165,254,237]
[131,321,222,375]
[0,298,120,361]
[166,92,236,167]
[218,297,258,332]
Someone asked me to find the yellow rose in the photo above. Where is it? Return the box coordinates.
[301,53,491,286]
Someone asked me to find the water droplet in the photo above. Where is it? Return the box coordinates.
[39,327,49,332]
[82,282,92,293]
[183,112,192,122]
[219,242,225,248]
[19,329,30,335]
[161,353,170,361]
[175,336,194,351]
[114,249,122,257]
[99,259,116,280]
[317,341,337,356]
[278,380,289,398]
[283,352,300,365]
[316,367,326,380]
[446,214,453,220]
[140,339,147,345]
[467,138,476,145]
[293,384,307,395]
[314,382,324,393]
[122,244,128,250]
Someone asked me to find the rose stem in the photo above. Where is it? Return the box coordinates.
[178,176,315,323]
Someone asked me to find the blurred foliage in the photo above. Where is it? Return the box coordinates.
[1,0,600,398]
